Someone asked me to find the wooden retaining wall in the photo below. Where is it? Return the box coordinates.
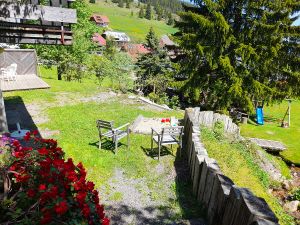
[193,109,240,135]
[183,108,279,225]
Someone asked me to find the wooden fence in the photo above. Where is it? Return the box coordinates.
[192,109,240,135]
[183,108,279,225]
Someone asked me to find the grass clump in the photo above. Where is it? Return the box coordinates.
[201,126,295,225]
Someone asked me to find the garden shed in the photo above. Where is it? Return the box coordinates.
[0,49,50,91]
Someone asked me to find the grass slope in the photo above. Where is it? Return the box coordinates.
[240,101,300,165]
[88,0,178,42]
[201,127,295,225]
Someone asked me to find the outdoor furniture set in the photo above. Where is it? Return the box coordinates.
[96,117,183,160]
[0,63,17,81]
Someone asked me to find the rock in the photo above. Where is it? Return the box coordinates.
[282,180,292,191]
[283,200,299,213]
[128,95,136,99]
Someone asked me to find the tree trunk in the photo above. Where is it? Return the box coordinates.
[57,66,62,80]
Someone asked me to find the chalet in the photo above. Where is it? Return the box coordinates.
[103,31,130,47]
[122,44,150,59]
[92,33,107,47]
[159,35,176,48]
[90,14,110,27]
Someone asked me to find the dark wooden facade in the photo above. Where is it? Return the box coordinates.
[0,0,77,45]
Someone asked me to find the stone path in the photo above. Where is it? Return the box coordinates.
[100,156,206,225]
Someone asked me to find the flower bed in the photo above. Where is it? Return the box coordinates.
[0,131,109,225]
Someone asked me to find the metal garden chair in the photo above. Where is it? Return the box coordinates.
[96,119,130,153]
[151,126,184,160]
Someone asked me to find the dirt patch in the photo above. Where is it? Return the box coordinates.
[100,155,205,225]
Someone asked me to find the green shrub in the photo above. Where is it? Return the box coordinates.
[213,121,224,140]
[291,188,300,201]
[168,95,180,109]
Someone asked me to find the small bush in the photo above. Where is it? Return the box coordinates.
[213,121,224,140]
[168,95,180,109]
[291,188,300,201]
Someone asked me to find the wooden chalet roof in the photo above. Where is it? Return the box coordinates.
[90,14,110,24]
[92,33,106,46]
[0,0,77,45]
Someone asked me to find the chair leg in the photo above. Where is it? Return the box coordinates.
[158,143,161,161]
[127,134,130,150]
[98,137,102,150]
[115,139,118,154]
[151,138,153,152]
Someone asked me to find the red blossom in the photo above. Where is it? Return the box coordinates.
[102,217,110,225]
[76,191,87,205]
[24,132,31,141]
[96,204,105,219]
[12,139,20,147]
[54,201,68,215]
[40,211,52,224]
[87,181,95,191]
[27,189,35,198]
[39,184,47,191]
[82,204,90,218]
[32,130,39,136]
[38,148,49,155]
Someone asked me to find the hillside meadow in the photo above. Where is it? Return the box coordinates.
[88,0,178,42]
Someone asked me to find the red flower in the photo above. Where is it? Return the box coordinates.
[13,151,25,158]
[24,132,31,141]
[12,139,20,147]
[32,130,39,136]
[55,201,68,215]
[40,211,52,224]
[96,204,105,219]
[38,148,49,155]
[102,217,110,225]
[76,191,87,205]
[82,204,90,218]
[16,174,30,183]
[27,189,35,198]
[39,184,47,191]
[87,181,95,191]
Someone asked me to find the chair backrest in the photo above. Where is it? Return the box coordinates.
[7,64,17,76]
[162,126,184,137]
[96,120,114,135]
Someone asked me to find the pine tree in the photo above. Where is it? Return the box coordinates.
[175,0,300,112]
[136,28,173,94]
[145,27,159,50]
[118,0,124,7]
[126,0,130,8]
[167,12,173,25]
[138,7,144,18]
[145,3,152,20]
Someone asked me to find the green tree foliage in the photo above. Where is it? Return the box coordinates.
[138,0,182,14]
[166,12,173,25]
[137,28,173,94]
[138,6,145,18]
[27,0,99,81]
[145,3,152,20]
[118,0,124,7]
[175,0,300,112]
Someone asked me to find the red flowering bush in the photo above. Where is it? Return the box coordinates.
[0,131,109,225]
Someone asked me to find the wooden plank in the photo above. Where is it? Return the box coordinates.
[249,138,286,151]
[0,2,77,24]
[0,36,72,45]
[0,75,50,91]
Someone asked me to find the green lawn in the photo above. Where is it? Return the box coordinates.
[201,127,295,225]
[3,68,206,221]
[88,0,178,42]
[240,100,300,165]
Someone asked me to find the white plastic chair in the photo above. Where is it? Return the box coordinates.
[7,63,17,81]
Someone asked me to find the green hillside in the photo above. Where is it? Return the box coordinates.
[88,0,178,42]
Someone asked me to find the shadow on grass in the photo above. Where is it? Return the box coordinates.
[4,96,40,138]
[141,146,175,159]
[173,151,206,221]
[89,140,127,153]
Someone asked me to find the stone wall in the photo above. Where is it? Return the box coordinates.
[183,108,279,225]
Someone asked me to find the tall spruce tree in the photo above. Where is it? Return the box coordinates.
[145,3,152,20]
[138,7,145,18]
[175,0,300,112]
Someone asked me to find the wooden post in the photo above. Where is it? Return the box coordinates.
[288,100,291,127]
